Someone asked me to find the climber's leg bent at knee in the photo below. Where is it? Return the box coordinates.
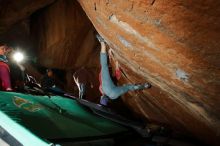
[98,35,151,105]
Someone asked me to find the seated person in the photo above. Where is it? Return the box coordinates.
[96,35,151,106]
[40,69,64,95]
[0,43,12,91]
[41,69,55,89]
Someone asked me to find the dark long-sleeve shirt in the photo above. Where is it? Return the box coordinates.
[40,75,55,89]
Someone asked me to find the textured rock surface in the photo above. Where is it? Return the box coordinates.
[0,0,101,100]
[0,0,55,35]
[31,0,100,69]
[0,0,56,53]
[30,0,101,101]
[78,0,220,145]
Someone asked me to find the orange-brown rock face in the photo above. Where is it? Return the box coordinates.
[0,0,101,104]
[78,0,220,145]
[0,0,55,35]
[30,0,101,100]
[31,0,99,69]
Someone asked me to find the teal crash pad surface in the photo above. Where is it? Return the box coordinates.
[0,91,128,141]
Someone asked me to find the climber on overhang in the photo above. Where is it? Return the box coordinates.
[96,34,151,106]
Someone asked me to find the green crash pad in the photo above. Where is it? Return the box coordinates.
[0,91,128,142]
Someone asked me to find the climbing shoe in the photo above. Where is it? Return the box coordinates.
[144,83,151,88]
[100,95,109,106]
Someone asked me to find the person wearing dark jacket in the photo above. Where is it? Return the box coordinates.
[40,69,64,95]
[41,69,55,89]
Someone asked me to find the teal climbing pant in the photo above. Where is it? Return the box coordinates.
[100,53,147,100]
